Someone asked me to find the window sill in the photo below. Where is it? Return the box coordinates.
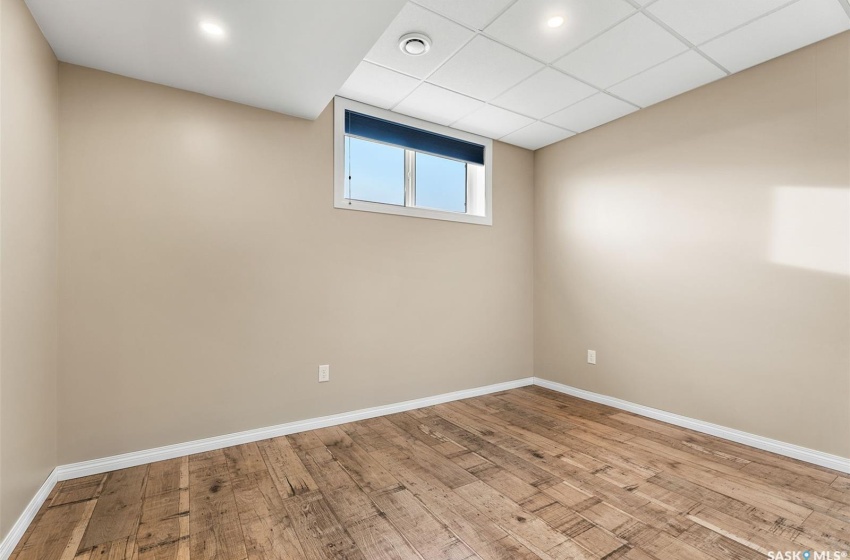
[334,198,492,226]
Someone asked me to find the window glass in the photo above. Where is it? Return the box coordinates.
[335,99,492,225]
[345,136,405,206]
[415,152,467,213]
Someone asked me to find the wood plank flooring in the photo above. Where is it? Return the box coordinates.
[11,386,850,559]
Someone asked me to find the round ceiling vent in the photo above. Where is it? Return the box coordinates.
[399,33,432,56]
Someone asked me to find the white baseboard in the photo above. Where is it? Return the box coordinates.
[533,377,850,474]
[56,377,534,481]
[3,374,847,558]
[0,468,58,560]
[52,375,850,480]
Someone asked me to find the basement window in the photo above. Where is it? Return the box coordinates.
[334,97,492,225]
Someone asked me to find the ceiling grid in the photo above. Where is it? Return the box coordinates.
[340,0,850,149]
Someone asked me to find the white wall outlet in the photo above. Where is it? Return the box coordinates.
[587,350,597,365]
[318,364,330,382]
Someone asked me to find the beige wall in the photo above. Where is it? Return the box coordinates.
[57,64,534,464]
[0,0,59,538]
[535,33,850,457]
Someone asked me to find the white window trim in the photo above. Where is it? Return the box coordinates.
[334,97,493,226]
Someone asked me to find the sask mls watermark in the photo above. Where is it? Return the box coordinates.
[768,551,848,560]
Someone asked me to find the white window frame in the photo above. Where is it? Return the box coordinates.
[334,97,493,226]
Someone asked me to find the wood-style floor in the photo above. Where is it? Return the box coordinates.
[11,386,850,559]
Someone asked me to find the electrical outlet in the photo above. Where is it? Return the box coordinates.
[318,364,330,382]
[587,350,597,365]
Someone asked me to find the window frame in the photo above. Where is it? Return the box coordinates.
[334,97,493,226]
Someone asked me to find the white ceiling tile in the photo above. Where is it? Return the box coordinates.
[492,68,597,119]
[647,0,791,45]
[413,0,515,30]
[544,93,637,132]
[554,13,688,89]
[608,50,725,107]
[700,0,850,73]
[500,121,576,150]
[428,36,544,100]
[484,0,635,62]
[452,105,536,138]
[393,83,484,125]
[338,62,421,109]
[365,3,474,79]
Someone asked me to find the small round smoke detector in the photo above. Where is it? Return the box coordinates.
[399,32,432,56]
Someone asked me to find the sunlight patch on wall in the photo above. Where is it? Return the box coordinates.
[770,186,850,276]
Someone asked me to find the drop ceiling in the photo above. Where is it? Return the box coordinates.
[24,0,406,119]
[340,0,850,150]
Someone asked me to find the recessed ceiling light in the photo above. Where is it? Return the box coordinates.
[547,15,565,28]
[398,32,431,56]
[199,21,225,37]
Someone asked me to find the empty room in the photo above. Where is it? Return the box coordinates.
[1,0,849,558]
